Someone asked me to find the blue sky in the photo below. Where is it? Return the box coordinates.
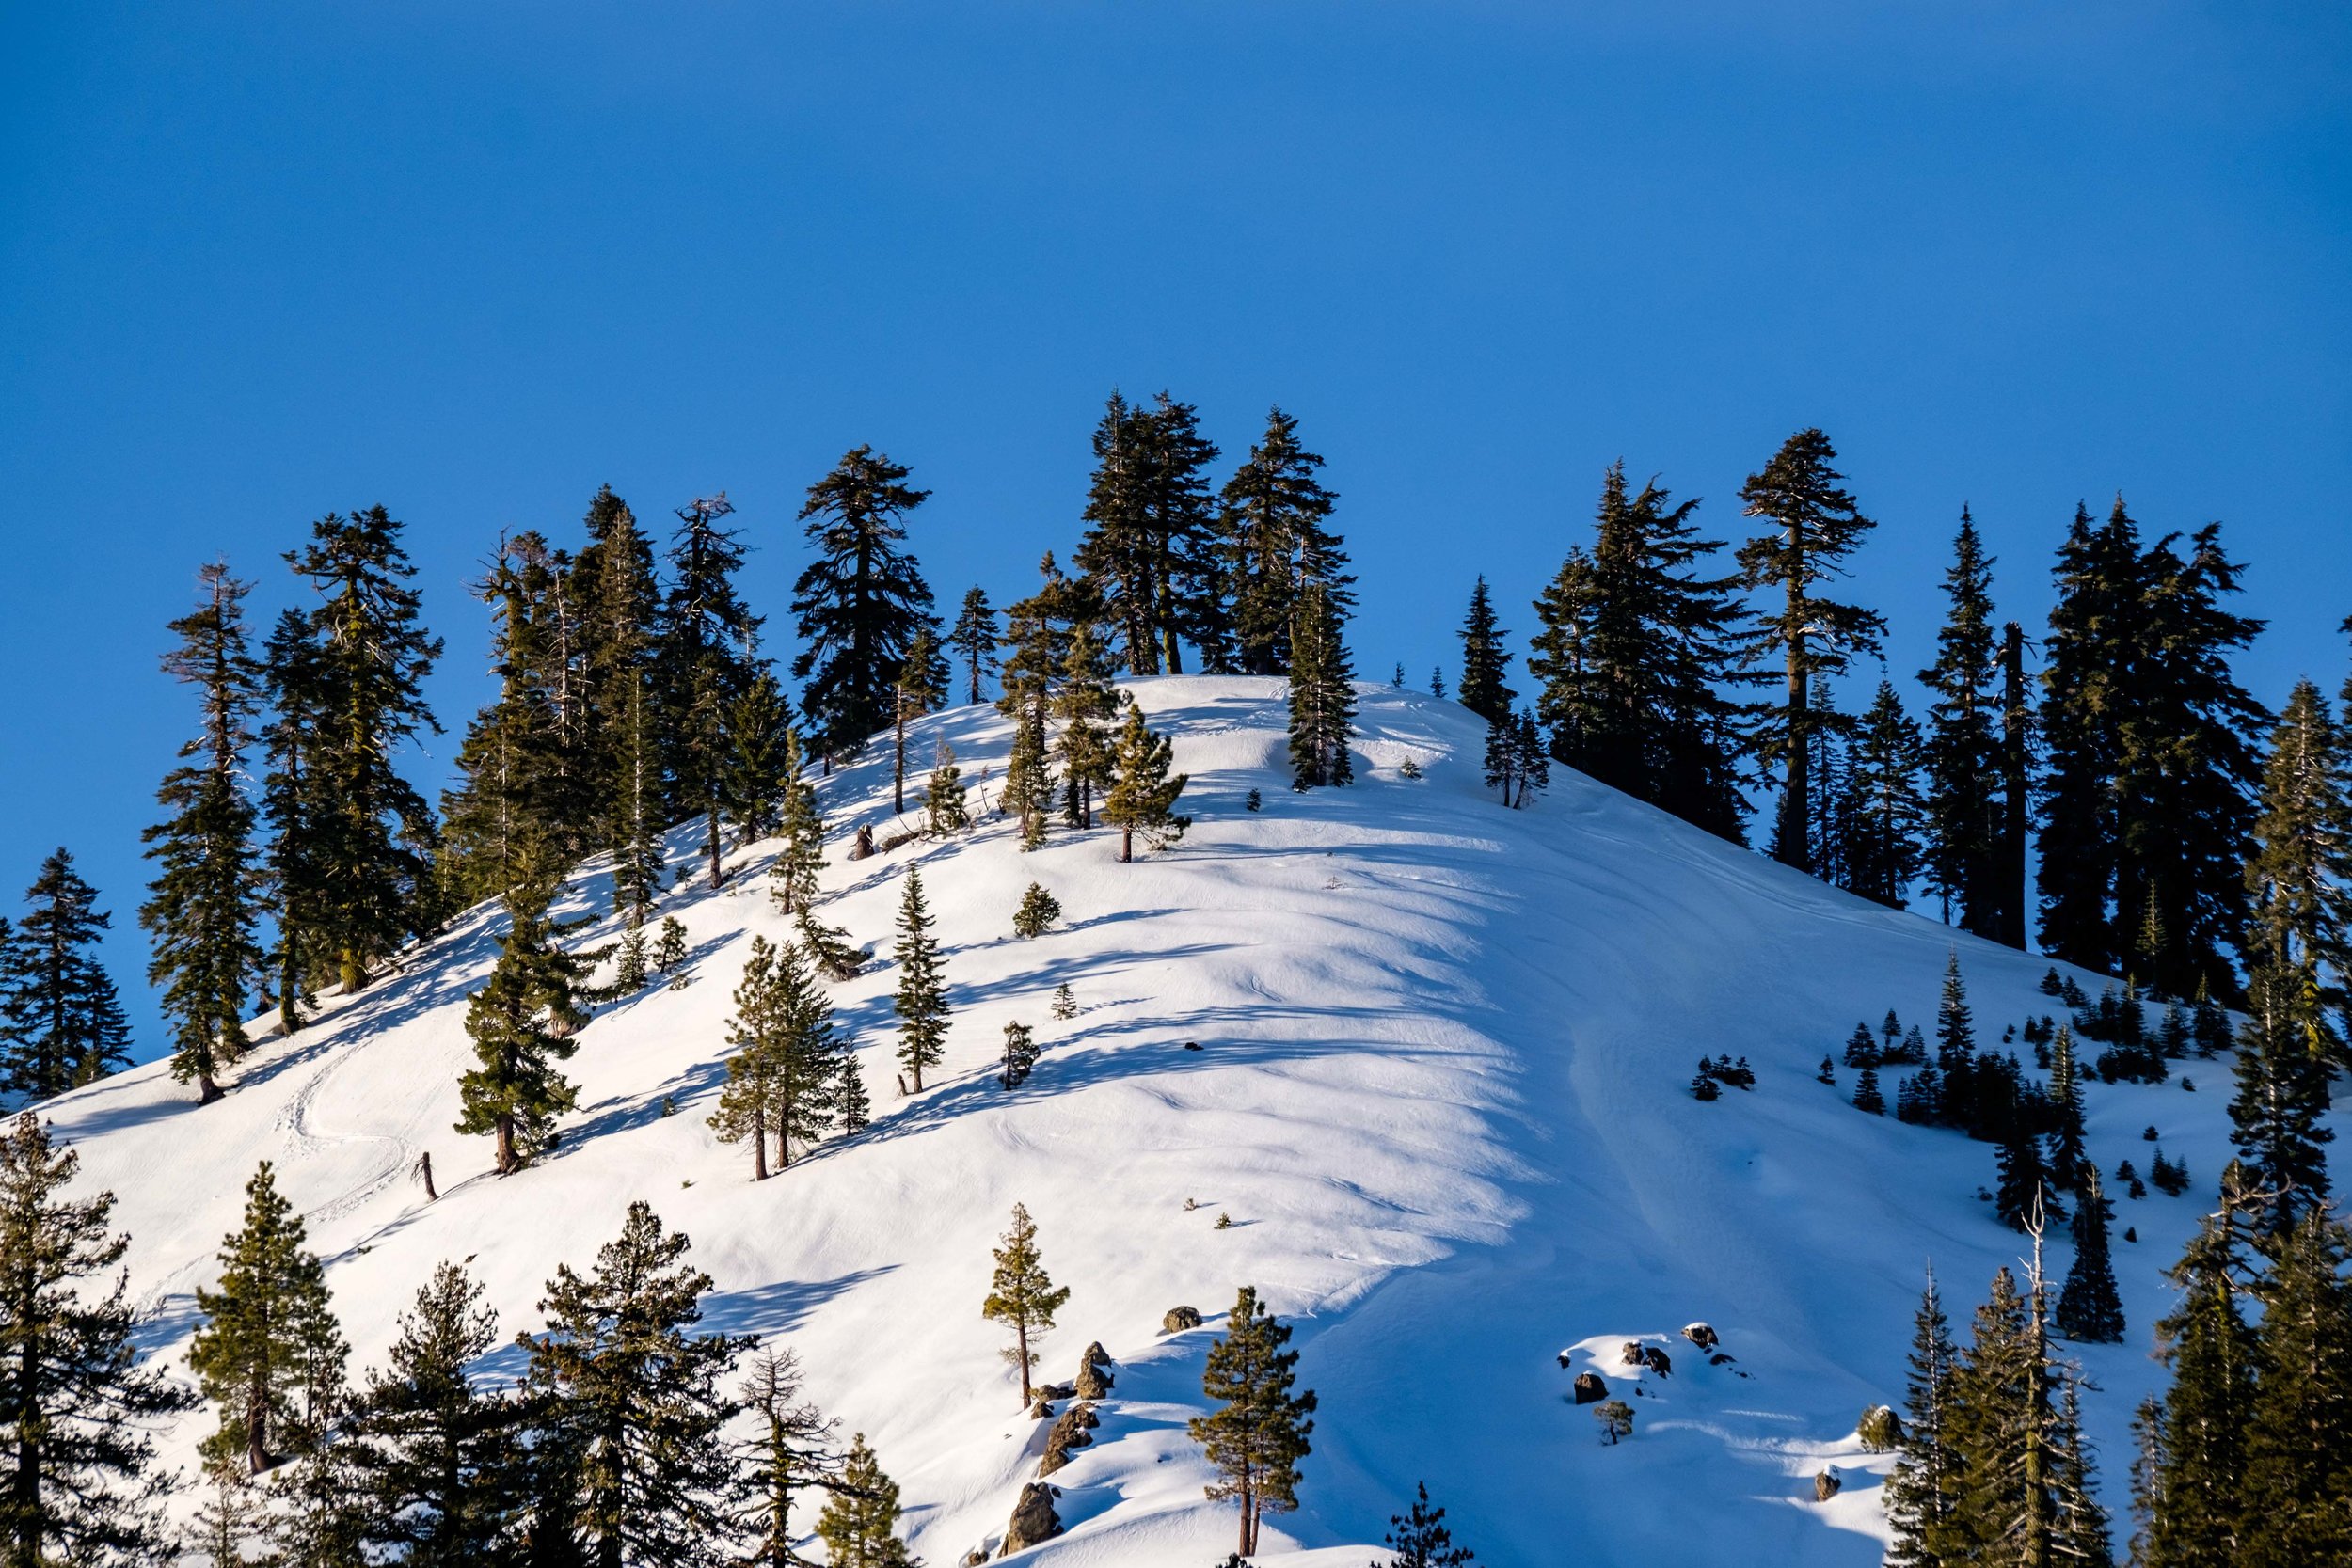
[3,2,2347,1052]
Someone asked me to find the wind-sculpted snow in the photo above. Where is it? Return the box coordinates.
[43,677,2303,1565]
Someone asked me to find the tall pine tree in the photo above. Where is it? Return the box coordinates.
[1187,1285,1316,1560]
[949,585,998,705]
[1919,510,2005,936]
[0,851,133,1101]
[1219,406,1349,677]
[454,876,601,1176]
[188,1162,345,1476]
[1454,578,1515,726]
[659,494,762,888]
[1286,579,1356,789]
[892,868,948,1092]
[791,449,936,764]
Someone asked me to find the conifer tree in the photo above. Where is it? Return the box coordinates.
[1188,1285,1316,1559]
[980,1203,1070,1407]
[1838,682,1927,909]
[659,493,762,887]
[888,630,946,816]
[712,936,841,1180]
[722,670,793,847]
[735,1348,837,1568]
[2046,1026,2090,1197]
[771,729,826,917]
[1996,621,2035,948]
[1378,1481,1477,1568]
[1919,510,2006,936]
[712,936,788,1183]
[1074,392,1225,675]
[2140,1202,2258,1568]
[2056,1173,2125,1343]
[1002,702,1053,852]
[1219,406,1350,677]
[1104,697,1191,862]
[949,586,999,705]
[342,1261,524,1566]
[1885,1269,1963,1567]
[517,1202,751,1565]
[1454,578,1515,726]
[1054,615,1120,828]
[0,852,133,1100]
[1853,1064,1884,1116]
[1994,1132,2059,1233]
[189,1162,345,1476]
[995,552,1078,722]
[285,507,444,993]
[836,1054,870,1137]
[575,486,666,929]
[814,1434,912,1568]
[792,448,936,763]
[1287,579,1356,789]
[1946,1265,2058,1564]
[1012,883,1060,939]
[892,868,948,1092]
[2236,1211,2352,1568]
[454,877,601,1176]
[925,740,970,837]
[142,562,266,1105]
[0,1112,194,1564]
[2244,678,2352,1060]
[1734,429,1883,873]
[260,608,331,1036]
[999,1021,1039,1089]
[2226,959,2333,1238]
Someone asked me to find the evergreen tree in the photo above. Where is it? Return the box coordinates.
[454,877,601,1176]
[888,630,946,816]
[1994,1132,2059,1233]
[891,869,948,1092]
[2236,1211,2352,1568]
[2056,1173,2125,1343]
[792,448,935,764]
[574,486,665,930]
[142,562,266,1104]
[994,552,1078,722]
[1012,883,1060,939]
[1734,429,1883,873]
[342,1261,525,1566]
[1002,701,1053,852]
[2140,1202,2258,1568]
[2047,1026,2090,1197]
[949,586,999,705]
[260,608,332,1037]
[1919,510,2006,936]
[0,852,133,1100]
[1104,697,1191,862]
[189,1162,345,1476]
[835,1054,870,1137]
[1287,579,1356,789]
[1376,1481,1476,1567]
[0,1112,194,1564]
[1528,463,1750,841]
[1073,392,1224,675]
[1053,615,1119,829]
[1838,681,1927,907]
[517,1202,751,1566]
[285,507,444,993]
[1945,1265,2059,1565]
[722,670,793,847]
[999,1021,1039,1089]
[1188,1286,1316,1559]
[711,936,840,1180]
[1853,1064,1884,1116]
[658,494,762,888]
[734,1349,837,1568]
[813,1434,912,1568]
[771,729,826,916]
[2244,678,2352,1062]
[1454,578,1515,726]
[980,1203,1070,1407]
[1219,406,1350,677]
[1885,1269,1964,1568]
[925,740,970,836]
[2226,958,2333,1238]
[1996,621,2035,949]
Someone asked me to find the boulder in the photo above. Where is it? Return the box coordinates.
[1642,1346,1674,1378]
[1041,1381,1074,1402]
[1073,1342,1116,1399]
[963,1551,989,1566]
[1038,1402,1098,1477]
[1573,1371,1608,1405]
[1815,1469,1842,1502]
[1162,1305,1203,1334]
[1028,1397,1055,1420]
[1000,1482,1064,1556]
[1618,1341,1645,1367]
[1683,1323,1719,1351]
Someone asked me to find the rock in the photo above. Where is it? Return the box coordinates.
[1683,1322,1719,1351]
[1073,1342,1116,1399]
[1000,1482,1064,1556]
[1556,1349,1572,1369]
[963,1551,989,1566]
[1857,1403,1905,1452]
[1183,1040,1203,1051]
[1708,1352,1736,1367]
[1815,1469,1842,1502]
[1080,1340,1112,1370]
[1642,1345,1673,1378]
[1038,1402,1098,1477]
[1041,1381,1074,1402]
[1573,1371,1608,1405]
[1028,1397,1055,1420]
[1162,1305,1203,1334]
[1618,1341,1645,1367]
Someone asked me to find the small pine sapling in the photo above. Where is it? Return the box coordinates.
[925,740,970,836]
[836,1055,870,1135]
[1853,1065,1884,1115]
[1380,1481,1477,1567]
[1399,757,1422,780]
[652,917,687,979]
[1000,1022,1039,1089]
[1594,1400,1634,1445]
[614,927,647,992]
[1691,1070,1721,1102]
[1245,788,1263,812]
[1049,983,1077,1021]
[1816,1055,1836,1085]
[1011,883,1061,940]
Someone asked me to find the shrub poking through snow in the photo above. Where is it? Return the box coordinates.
[1000,1022,1039,1089]
[1594,1400,1634,1445]
[1012,883,1061,939]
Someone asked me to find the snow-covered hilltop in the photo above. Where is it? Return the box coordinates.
[45,678,2270,1566]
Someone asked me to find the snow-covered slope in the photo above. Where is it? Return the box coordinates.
[48,678,2279,1567]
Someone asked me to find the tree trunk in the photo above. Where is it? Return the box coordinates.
[340,946,367,995]
[753,1106,770,1181]
[496,1115,517,1176]
[1016,1321,1032,1406]
[246,1388,268,1477]
[1777,610,1809,871]
[707,804,724,888]
[198,1072,223,1105]
[1120,827,1134,864]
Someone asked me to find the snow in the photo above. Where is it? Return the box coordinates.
[41,676,2289,1565]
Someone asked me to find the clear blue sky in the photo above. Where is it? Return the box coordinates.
[4,2,2347,1053]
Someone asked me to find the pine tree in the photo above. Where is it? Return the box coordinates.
[735,1349,837,1568]
[2236,1211,2352,1568]
[1287,578,1357,789]
[1946,1264,2058,1565]
[260,608,332,1036]
[0,852,133,1101]
[1000,1022,1040,1089]
[814,1434,912,1568]
[2047,1026,2090,1196]
[1002,701,1053,852]
[771,729,826,916]
[575,486,665,929]
[1839,681,1927,908]
[2141,1202,2258,1568]
[1054,614,1120,828]
[2051,1373,2114,1568]
[285,507,444,994]
[1885,1269,1963,1567]
[1104,698,1190,862]
[1933,951,1979,1133]
[712,936,788,1183]
[659,494,762,888]
[722,670,793,847]
[189,1162,345,1476]
[1454,578,1515,726]
[454,877,601,1176]
[1734,429,1883,873]
[925,740,970,836]
[141,562,266,1104]
[2244,678,2352,1061]
[712,936,840,1180]
[0,1112,195,1564]
[1919,510,2006,936]
[888,629,946,816]
[792,448,936,763]
[517,1202,751,1566]
[1219,406,1350,677]
[1378,1481,1476,1567]
[836,1054,870,1137]
[1510,711,1550,807]
[949,585,999,705]
[980,1203,1070,1407]
[1996,621,2035,948]
[1853,1064,1884,1115]
[892,868,948,1092]
[342,1261,524,1566]
[994,552,1078,722]
[1528,463,1750,841]
[1994,1132,2059,1233]
[2226,958,2333,1238]
[185,1456,269,1567]
[1051,983,1077,1022]
[2056,1173,2125,1343]
[1189,1286,1317,1559]
[1073,392,1225,675]
[1012,883,1060,939]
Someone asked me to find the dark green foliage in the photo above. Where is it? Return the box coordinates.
[1287,578,1357,789]
[1050,983,1076,1021]
[1853,1064,1884,1115]
[1884,1271,1963,1567]
[285,506,445,994]
[1454,578,1515,726]
[722,671,793,847]
[1734,429,1883,874]
[1835,681,1927,907]
[1482,710,1548,809]
[2056,1174,2125,1343]
[660,494,762,888]
[835,1054,870,1137]
[1000,1022,1039,1090]
[189,1162,345,1476]
[2138,1202,2259,1568]
[1993,1128,2061,1233]
[710,935,841,1180]
[791,450,934,764]
[1376,1481,1476,1567]
[1003,701,1053,852]
[2046,1026,2090,1196]
[1012,883,1061,939]
[1592,1400,1634,1444]
[342,1261,525,1566]
[1842,1022,1880,1068]
[2227,958,2333,1238]
[1073,391,1226,675]
[1221,406,1351,676]
[0,1112,195,1564]
[1918,511,2008,938]
[925,740,970,836]
[1105,698,1191,861]
[1189,1286,1316,1559]
[735,1349,838,1568]
[2236,1212,2352,1567]
[455,879,602,1175]
[2244,678,2352,1063]
[980,1203,1068,1404]
[652,916,687,979]
[1690,1069,1721,1101]
[949,585,999,705]
[892,868,948,1091]
[142,562,266,1104]
[1529,463,1750,842]
[888,629,947,816]
[771,730,826,915]
[1054,612,1120,828]
[517,1202,752,1566]
[574,486,666,929]
[260,607,332,1037]
[813,1433,912,1568]
[0,850,133,1101]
